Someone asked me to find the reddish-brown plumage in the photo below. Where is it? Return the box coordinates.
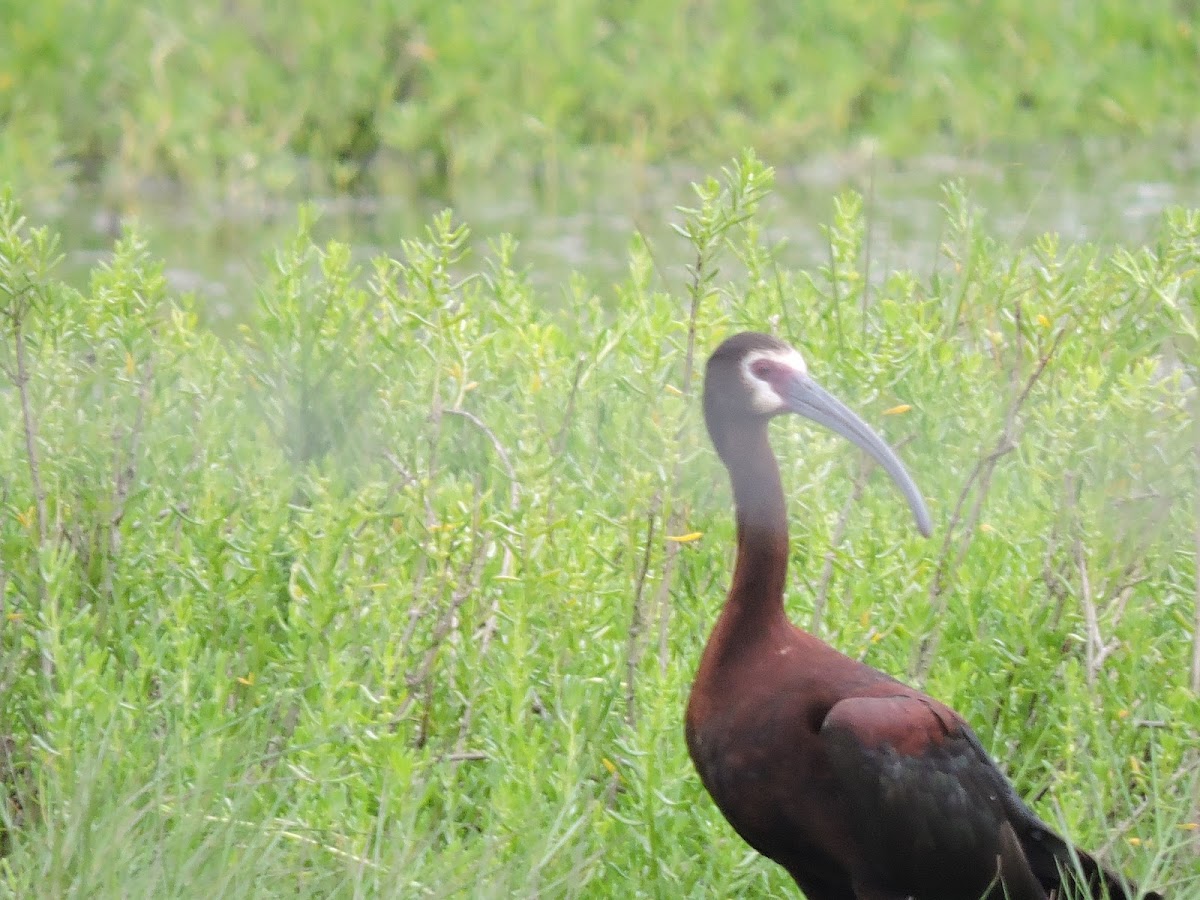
[686,332,1158,900]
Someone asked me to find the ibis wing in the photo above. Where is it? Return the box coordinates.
[818,694,1044,897]
[818,694,1149,900]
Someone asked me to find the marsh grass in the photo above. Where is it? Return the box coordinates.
[4,2,1200,193]
[0,156,1198,897]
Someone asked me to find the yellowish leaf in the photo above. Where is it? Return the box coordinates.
[407,40,436,62]
[882,404,911,416]
[666,532,702,543]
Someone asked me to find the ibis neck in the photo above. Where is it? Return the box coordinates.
[722,423,789,622]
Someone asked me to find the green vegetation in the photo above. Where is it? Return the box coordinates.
[0,155,1197,896]
[3,0,1199,193]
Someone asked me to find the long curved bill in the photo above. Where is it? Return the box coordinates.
[781,373,933,538]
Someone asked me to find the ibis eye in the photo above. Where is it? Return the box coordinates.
[751,360,776,381]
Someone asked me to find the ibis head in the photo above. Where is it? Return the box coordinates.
[703,331,933,538]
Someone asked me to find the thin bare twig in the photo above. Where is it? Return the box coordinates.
[1075,533,1111,686]
[411,376,444,600]
[811,452,875,635]
[393,491,488,729]
[1041,508,1073,633]
[440,750,488,763]
[655,248,707,673]
[444,405,520,580]
[158,804,381,869]
[627,502,659,727]
[1096,748,1200,856]
[450,408,522,755]
[551,356,585,457]
[539,356,584,562]
[114,355,155,523]
[914,315,1066,678]
[653,521,683,675]
[400,361,514,704]
[261,700,301,770]
[382,451,417,490]
[861,151,877,328]
[99,354,156,601]
[4,302,50,682]
[1081,485,1151,673]
[0,479,8,621]
[444,408,520,512]
[1192,438,1200,693]
[399,381,444,661]
[11,313,46,549]
[454,617,498,755]
[827,224,845,349]
[1043,470,1154,689]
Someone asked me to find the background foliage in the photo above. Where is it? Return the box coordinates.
[0,156,1196,896]
[2,0,1199,192]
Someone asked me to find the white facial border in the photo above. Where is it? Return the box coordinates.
[740,347,808,415]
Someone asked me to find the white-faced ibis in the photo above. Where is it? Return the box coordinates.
[686,332,1159,900]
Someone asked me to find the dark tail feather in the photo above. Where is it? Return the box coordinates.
[1021,824,1160,900]
[1070,849,1161,900]
[1059,843,1161,900]
[997,821,1049,900]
